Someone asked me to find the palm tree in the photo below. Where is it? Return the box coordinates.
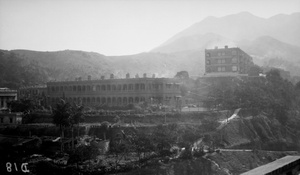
[52,99,85,151]
[52,99,71,152]
[69,104,85,149]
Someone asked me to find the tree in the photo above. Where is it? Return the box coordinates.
[174,71,189,79]
[52,100,71,151]
[52,100,84,151]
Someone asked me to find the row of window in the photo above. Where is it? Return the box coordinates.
[50,96,175,105]
[206,58,238,65]
[49,83,179,93]
[206,50,237,57]
[217,66,238,72]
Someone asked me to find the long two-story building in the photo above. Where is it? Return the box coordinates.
[47,74,182,107]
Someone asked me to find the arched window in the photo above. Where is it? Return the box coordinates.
[129,84,133,90]
[123,97,127,105]
[78,86,81,92]
[135,97,139,103]
[123,84,127,91]
[140,84,145,90]
[101,97,106,104]
[82,86,86,92]
[73,86,77,91]
[101,85,106,91]
[107,97,111,104]
[112,97,116,104]
[107,85,111,91]
[87,86,91,91]
[117,97,122,105]
[117,85,121,91]
[96,85,101,91]
[112,85,116,91]
[135,84,140,90]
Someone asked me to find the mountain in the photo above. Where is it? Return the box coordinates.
[0,49,206,88]
[152,33,236,53]
[1,12,300,88]
[153,12,300,51]
[151,12,300,77]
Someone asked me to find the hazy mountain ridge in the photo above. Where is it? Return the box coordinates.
[1,12,300,88]
[155,12,300,49]
[152,12,300,77]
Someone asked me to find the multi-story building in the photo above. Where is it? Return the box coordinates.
[0,88,17,110]
[47,74,182,107]
[18,85,48,106]
[205,46,253,76]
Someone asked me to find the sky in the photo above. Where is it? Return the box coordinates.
[0,0,300,56]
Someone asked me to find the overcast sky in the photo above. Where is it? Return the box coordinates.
[0,0,299,56]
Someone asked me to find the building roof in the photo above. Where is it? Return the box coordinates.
[241,156,300,175]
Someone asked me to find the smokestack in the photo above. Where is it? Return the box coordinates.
[214,46,218,49]
[110,74,114,79]
[88,75,91,80]
[101,76,105,80]
[225,45,228,49]
[135,74,139,78]
[126,73,130,79]
[143,73,147,78]
[78,77,82,81]
[152,74,156,78]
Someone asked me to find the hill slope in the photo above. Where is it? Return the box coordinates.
[154,12,300,49]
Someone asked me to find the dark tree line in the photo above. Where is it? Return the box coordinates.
[202,69,300,125]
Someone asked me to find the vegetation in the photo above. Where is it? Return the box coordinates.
[52,100,84,151]
[202,69,300,125]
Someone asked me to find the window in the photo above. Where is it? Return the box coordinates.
[206,60,210,65]
[206,53,210,57]
[10,118,13,123]
[232,66,238,72]
[217,59,225,64]
[232,57,237,63]
[232,50,237,55]
[218,66,226,72]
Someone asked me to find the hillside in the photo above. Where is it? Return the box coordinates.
[151,12,300,77]
[154,12,300,49]
[1,12,300,88]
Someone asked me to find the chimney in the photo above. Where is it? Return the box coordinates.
[88,75,91,81]
[143,73,147,78]
[214,46,218,49]
[152,74,156,78]
[225,45,228,49]
[126,73,130,79]
[135,74,139,78]
[110,74,114,79]
[78,77,82,81]
[101,76,105,80]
